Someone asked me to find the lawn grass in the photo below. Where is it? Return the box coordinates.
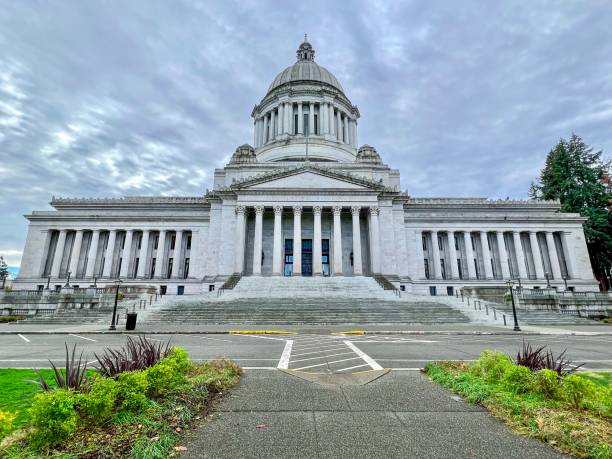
[579,371,612,388]
[0,369,57,428]
[425,362,612,458]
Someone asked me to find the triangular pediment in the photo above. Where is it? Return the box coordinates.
[228,165,387,191]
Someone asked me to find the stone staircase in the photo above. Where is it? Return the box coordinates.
[492,302,597,326]
[23,306,125,325]
[143,276,471,325]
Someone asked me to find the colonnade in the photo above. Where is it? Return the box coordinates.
[234,205,380,276]
[420,229,569,281]
[42,228,192,280]
[253,100,357,148]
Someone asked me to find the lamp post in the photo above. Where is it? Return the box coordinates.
[506,280,521,332]
[93,276,98,288]
[109,279,123,331]
[64,271,72,288]
[45,276,51,291]
[544,271,551,289]
[562,275,568,291]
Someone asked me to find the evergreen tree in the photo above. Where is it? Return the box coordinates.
[0,256,8,289]
[530,134,612,289]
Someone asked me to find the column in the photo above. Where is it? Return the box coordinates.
[336,110,342,141]
[313,206,323,276]
[496,231,511,279]
[464,231,476,279]
[329,105,335,137]
[137,230,150,278]
[272,206,283,275]
[415,230,425,279]
[234,207,246,274]
[447,231,459,279]
[253,120,258,147]
[351,207,362,275]
[343,115,348,144]
[546,231,562,279]
[353,119,358,147]
[102,230,117,278]
[369,207,381,274]
[297,103,303,134]
[50,229,68,277]
[292,206,302,275]
[270,110,276,140]
[119,230,133,278]
[153,231,166,278]
[513,231,528,279]
[85,230,100,278]
[529,231,545,279]
[252,207,264,275]
[284,102,291,134]
[256,118,262,147]
[480,231,493,279]
[308,102,315,136]
[68,230,84,278]
[333,206,343,275]
[171,230,183,278]
[430,231,441,279]
[321,103,329,135]
[277,105,283,136]
[262,114,269,144]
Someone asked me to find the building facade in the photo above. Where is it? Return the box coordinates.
[14,39,598,295]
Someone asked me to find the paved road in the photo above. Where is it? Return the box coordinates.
[1,332,610,372]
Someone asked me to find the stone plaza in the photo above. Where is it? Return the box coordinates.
[13,38,599,297]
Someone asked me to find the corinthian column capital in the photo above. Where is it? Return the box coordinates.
[350,206,361,216]
[293,205,303,215]
[332,205,342,215]
[273,205,283,215]
[235,205,246,215]
[369,206,379,216]
[313,206,322,216]
[254,205,264,215]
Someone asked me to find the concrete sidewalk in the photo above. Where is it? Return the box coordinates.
[183,370,564,458]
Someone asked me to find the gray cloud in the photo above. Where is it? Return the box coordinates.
[1,0,611,266]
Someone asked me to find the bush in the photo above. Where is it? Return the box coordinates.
[96,335,172,377]
[116,371,149,412]
[29,389,78,448]
[164,347,190,373]
[516,342,580,376]
[561,374,597,409]
[190,359,243,393]
[501,365,535,393]
[146,362,186,398]
[0,410,16,439]
[77,376,118,423]
[533,369,561,399]
[471,351,513,383]
[33,344,89,392]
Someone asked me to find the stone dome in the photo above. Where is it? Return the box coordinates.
[267,37,344,94]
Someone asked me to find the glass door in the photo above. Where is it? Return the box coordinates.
[322,239,330,276]
[284,239,293,276]
[302,239,312,276]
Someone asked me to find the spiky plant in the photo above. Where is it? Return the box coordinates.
[95,335,171,377]
[31,343,89,391]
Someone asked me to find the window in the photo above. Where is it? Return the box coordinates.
[208,284,215,292]
[184,258,190,279]
[186,235,192,250]
[474,258,479,279]
[294,114,298,134]
[400,285,406,291]
[491,259,497,279]
[117,258,122,277]
[55,285,62,292]
[121,235,126,250]
[487,234,491,250]
[440,259,447,280]
[177,286,184,295]
[37,285,44,292]
[170,235,176,250]
[99,258,105,276]
[429,286,437,296]
[424,259,430,279]
[133,258,139,278]
[438,235,443,251]
[471,234,475,251]
[154,234,159,250]
[422,235,427,251]
[314,114,318,134]
[167,258,173,278]
[303,114,309,135]
[447,286,454,296]
[137,234,142,250]
[160,285,167,295]
[457,259,463,279]
[150,258,156,278]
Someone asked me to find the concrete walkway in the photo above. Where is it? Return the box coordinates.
[183,370,564,458]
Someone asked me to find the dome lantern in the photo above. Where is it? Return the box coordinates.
[296,34,315,61]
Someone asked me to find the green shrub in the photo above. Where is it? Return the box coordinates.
[29,389,78,448]
[146,362,186,398]
[77,376,118,423]
[0,410,16,439]
[501,365,535,393]
[164,347,190,373]
[471,351,513,383]
[560,374,597,409]
[190,359,243,392]
[116,371,149,412]
[533,369,561,399]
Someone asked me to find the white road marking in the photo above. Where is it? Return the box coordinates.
[335,363,370,372]
[344,340,383,370]
[69,334,96,342]
[182,334,232,343]
[234,334,287,341]
[351,339,438,344]
[390,368,422,371]
[17,334,30,343]
[293,356,361,371]
[242,366,277,370]
[289,352,354,364]
[293,341,341,350]
[277,339,293,369]
[292,346,348,357]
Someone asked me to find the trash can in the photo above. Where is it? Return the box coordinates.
[125,312,138,330]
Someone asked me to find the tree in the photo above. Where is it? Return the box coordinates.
[0,256,8,289]
[530,134,612,290]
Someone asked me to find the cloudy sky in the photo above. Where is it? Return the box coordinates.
[1,1,611,269]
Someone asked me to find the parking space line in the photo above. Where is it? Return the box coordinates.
[182,334,232,343]
[336,363,370,372]
[293,357,360,371]
[69,334,97,342]
[344,341,382,370]
[234,334,287,341]
[17,334,30,343]
[277,339,293,369]
[292,346,348,357]
[289,352,354,364]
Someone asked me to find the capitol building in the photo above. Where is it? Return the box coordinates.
[14,39,598,295]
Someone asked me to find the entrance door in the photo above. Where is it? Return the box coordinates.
[302,239,312,276]
[322,239,330,276]
[284,239,293,276]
